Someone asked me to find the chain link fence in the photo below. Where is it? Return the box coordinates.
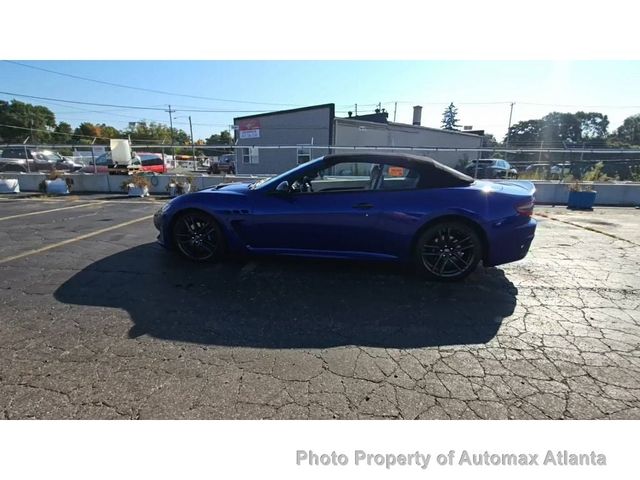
[2,143,640,181]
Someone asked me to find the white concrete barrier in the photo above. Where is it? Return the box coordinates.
[1,173,639,206]
[529,181,640,206]
[0,178,20,193]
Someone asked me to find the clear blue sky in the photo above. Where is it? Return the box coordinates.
[1,61,639,142]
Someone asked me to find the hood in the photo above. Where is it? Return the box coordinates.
[206,182,251,194]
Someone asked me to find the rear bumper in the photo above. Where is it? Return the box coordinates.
[485,217,537,267]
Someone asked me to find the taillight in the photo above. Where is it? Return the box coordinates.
[516,199,535,217]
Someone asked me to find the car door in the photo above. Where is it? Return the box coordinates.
[32,152,54,171]
[242,188,384,255]
[237,160,385,255]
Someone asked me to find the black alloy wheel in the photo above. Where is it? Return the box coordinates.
[172,211,224,262]
[415,220,482,281]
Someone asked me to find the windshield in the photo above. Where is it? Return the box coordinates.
[252,157,326,190]
[40,150,63,162]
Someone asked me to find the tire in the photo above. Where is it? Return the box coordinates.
[172,211,226,262]
[414,220,482,282]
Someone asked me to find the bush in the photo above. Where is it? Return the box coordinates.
[39,170,73,193]
[582,162,612,182]
[120,173,150,191]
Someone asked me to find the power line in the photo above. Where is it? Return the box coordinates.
[386,100,514,106]
[3,60,302,108]
[0,91,274,113]
[519,102,640,109]
[0,123,112,140]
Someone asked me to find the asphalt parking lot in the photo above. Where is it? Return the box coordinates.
[0,195,639,419]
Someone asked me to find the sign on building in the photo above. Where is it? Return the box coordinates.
[238,119,261,139]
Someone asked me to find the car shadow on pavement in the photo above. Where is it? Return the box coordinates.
[54,243,518,349]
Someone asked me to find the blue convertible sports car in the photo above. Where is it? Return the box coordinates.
[154,153,536,281]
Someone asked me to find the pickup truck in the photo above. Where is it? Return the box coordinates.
[128,153,167,174]
[0,147,82,172]
[207,154,236,174]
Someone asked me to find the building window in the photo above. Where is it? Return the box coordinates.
[297,145,311,164]
[242,147,259,164]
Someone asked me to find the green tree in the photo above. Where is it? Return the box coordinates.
[0,100,56,143]
[53,122,73,143]
[73,122,101,143]
[97,123,121,141]
[441,102,460,130]
[505,119,543,146]
[613,114,640,145]
[125,121,189,144]
[540,112,583,145]
[576,111,609,139]
[480,133,499,159]
[205,130,233,146]
[205,130,234,156]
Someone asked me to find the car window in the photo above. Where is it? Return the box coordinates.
[294,161,373,193]
[95,153,111,165]
[290,161,422,193]
[378,164,422,190]
[141,157,163,166]
[2,149,25,159]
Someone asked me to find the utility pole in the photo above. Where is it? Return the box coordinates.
[23,135,31,173]
[393,102,397,122]
[538,140,544,163]
[188,115,196,166]
[167,104,176,160]
[504,102,514,162]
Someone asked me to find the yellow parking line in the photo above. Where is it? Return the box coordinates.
[0,202,105,222]
[0,215,153,265]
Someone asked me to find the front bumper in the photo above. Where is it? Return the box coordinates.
[153,208,170,248]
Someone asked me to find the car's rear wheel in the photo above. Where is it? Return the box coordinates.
[415,220,482,281]
[172,211,225,262]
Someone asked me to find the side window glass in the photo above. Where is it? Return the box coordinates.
[378,163,421,190]
[292,161,375,193]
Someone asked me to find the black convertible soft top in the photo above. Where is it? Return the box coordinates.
[323,152,474,188]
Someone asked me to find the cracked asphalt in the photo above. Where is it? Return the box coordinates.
[0,196,639,419]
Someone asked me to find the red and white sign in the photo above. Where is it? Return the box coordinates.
[238,119,261,139]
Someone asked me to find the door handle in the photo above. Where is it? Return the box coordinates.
[352,203,374,210]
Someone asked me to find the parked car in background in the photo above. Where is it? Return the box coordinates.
[55,157,85,172]
[128,153,167,174]
[155,153,537,282]
[78,152,115,174]
[524,163,550,178]
[0,147,73,172]
[78,152,151,174]
[525,163,549,173]
[550,163,571,177]
[207,154,236,174]
[465,158,518,179]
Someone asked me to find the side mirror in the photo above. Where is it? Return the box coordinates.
[275,180,291,193]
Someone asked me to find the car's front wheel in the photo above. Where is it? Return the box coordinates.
[172,211,225,262]
[415,220,482,281]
